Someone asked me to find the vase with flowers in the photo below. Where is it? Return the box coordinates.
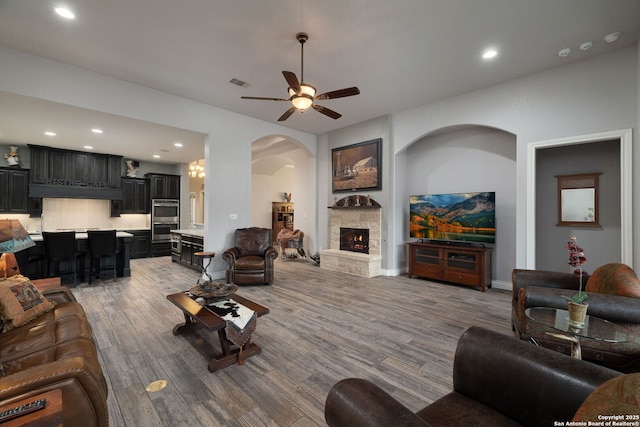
[563,236,589,328]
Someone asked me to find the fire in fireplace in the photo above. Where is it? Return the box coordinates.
[340,227,370,254]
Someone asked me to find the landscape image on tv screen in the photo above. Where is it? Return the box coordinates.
[410,192,496,244]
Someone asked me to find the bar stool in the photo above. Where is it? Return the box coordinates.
[42,231,84,285]
[194,251,215,285]
[87,230,121,284]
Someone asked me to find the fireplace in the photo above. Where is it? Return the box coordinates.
[321,196,381,277]
[340,227,369,254]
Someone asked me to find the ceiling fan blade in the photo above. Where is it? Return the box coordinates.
[315,87,360,100]
[241,96,290,101]
[282,71,301,93]
[312,104,342,119]
[278,107,297,121]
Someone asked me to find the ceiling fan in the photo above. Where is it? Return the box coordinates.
[242,32,360,121]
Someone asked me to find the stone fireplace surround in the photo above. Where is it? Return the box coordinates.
[320,196,382,278]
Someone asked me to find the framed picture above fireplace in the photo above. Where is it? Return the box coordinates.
[332,138,382,193]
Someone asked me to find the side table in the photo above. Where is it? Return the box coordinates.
[525,307,634,359]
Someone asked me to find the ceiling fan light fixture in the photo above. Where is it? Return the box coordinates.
[292,94,314,110]
[242,32,359,121]
[291,83,316,110]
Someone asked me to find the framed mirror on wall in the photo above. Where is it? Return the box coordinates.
[556,173,601,227]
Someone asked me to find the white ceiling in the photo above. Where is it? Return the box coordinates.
[0,0,639,165]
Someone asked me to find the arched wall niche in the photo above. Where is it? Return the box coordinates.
[397,124,517,288]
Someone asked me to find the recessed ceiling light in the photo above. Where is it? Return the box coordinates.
[482,49,498,60]
[604,32,621,43]
[91,128,103,134]
[174,142,183,147]
[558,48,571,58]
[44,131,56,136]
[84,145,93,150]
[54,7,75,20]
[579,41,593,51]
[153,155,160,158]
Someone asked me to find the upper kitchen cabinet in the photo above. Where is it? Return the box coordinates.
[28,145,123,200]
[145,173,180,199]
[0,167,29,213]
[110,177,149,217]
[122,178,149,214]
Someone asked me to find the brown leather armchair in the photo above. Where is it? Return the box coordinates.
[222,227,278,286]
[325,326,622,427]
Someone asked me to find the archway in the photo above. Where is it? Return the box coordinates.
[399,124,517,288]
[251,135,316,253]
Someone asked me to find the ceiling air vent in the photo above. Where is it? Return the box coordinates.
[229,78,250,88]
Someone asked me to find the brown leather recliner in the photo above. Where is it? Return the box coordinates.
[325,326,622,427]
[222,227,278,286]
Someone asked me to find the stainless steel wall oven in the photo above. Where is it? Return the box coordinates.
[151,199,179,242]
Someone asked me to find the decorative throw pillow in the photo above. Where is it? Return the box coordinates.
[585,263,640,298]
[0,275,56,332]
[573,373,640,422]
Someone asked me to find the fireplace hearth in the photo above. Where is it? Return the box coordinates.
[340,227,369,254]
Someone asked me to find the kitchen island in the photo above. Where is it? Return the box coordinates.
[21,231,133,285]
[171,229,205,271]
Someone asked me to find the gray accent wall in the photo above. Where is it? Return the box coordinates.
[536,140,621,272]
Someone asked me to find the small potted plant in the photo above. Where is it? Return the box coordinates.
[563,236,589,327]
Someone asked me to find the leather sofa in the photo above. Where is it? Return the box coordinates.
[0,278,108,427]
[512,267,640,372]
[222,227,278,286]
[325,326,622,427]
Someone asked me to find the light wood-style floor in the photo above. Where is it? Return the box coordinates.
[71,256,513,427]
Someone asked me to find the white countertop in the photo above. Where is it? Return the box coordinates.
[171,229,205,238]
[29,231,134,241]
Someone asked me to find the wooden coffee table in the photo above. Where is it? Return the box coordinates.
[167,291,269,372]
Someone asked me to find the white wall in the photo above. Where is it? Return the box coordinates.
[252,167,295,228]
[0,44,317,279]
[3,42,638,282]
[390,46,639,274]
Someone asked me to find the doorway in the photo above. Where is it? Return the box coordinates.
[526,129,633,269]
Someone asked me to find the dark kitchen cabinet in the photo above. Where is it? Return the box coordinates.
[145,173,180,199]
[151,242,172,257]
[28,197,43,218]
[27,145,123,200]
[0,167,29,213]
[173,233,204,271]
[180,234,204,270]
[129,230,151,259]
[122,178,149,214]
[111,178,149,216]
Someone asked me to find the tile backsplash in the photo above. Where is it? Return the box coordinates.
[12,198,149,232]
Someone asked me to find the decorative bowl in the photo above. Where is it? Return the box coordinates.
[189,282,238,300]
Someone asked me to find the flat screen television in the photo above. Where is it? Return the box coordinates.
[409,192,496,244]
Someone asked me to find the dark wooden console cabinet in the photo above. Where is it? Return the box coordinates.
[407,242,492,292]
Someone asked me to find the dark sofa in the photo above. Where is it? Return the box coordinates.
[512,268,640,372]
[325,326,621,427]
[0,277,108,427]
